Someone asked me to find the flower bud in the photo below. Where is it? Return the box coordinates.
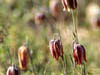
[73,42,87,65]
[49,39,64,60]
[61,0,77,11]
[7,65,20,75]
[18,45,29,70]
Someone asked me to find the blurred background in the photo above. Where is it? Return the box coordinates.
[0,0,100,75]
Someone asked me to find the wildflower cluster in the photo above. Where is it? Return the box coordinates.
[48,0,87,74]
[6,0,88,75]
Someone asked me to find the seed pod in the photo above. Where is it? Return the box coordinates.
[61,0,77,11]
[18,45,29,70]
[49,39,64,60]
[7,65,20,75]
[73,42,87,65]
[34,12,46,25]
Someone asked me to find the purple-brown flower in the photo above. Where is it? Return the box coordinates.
[34,12,46,25]
[18,45,29,70]
[62,0,68,11]
[73,42,87,65]
[49,39,64,60]
[61,0,77,11]
[7,65,20,75]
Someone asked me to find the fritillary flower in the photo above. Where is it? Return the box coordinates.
[49,39,64,60]
[7,65,20,75]
[73,42,87,65]
[61,0,77,11]
[18,45,29,70]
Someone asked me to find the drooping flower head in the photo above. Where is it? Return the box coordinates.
[61,0,77,11]
[73,42,87,65]
[7,65,20,75]
[49,38,64,60]
[18,45,29,70]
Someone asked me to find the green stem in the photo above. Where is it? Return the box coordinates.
[72,10,77,34]
[6,5,13,65]
[30,55,35,75]
[43,61,50,75]
[81,63,86,75]
[25,37,35,75]
[69,55,77,75]
[71,10,78,42]
[61,55,66,75]
[7,45,13,64]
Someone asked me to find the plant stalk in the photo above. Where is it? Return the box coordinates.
[71,10,78,43]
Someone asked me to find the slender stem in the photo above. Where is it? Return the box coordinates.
[69,55,77,75]
[71,10,80,75]
[81,63,86,75]
[29,50,35,74]
[71,10,78,42]
[61,55,66,75]
[84,64,86,75]
[81,65,83,75]
[43,61,50,75]
[53,32,61,40]
[30,55,35,75]
[6,4,13,65]
[6,45,13,64]
[72,10,77,34]
[63,62,66,75]
[25,37,35,75]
